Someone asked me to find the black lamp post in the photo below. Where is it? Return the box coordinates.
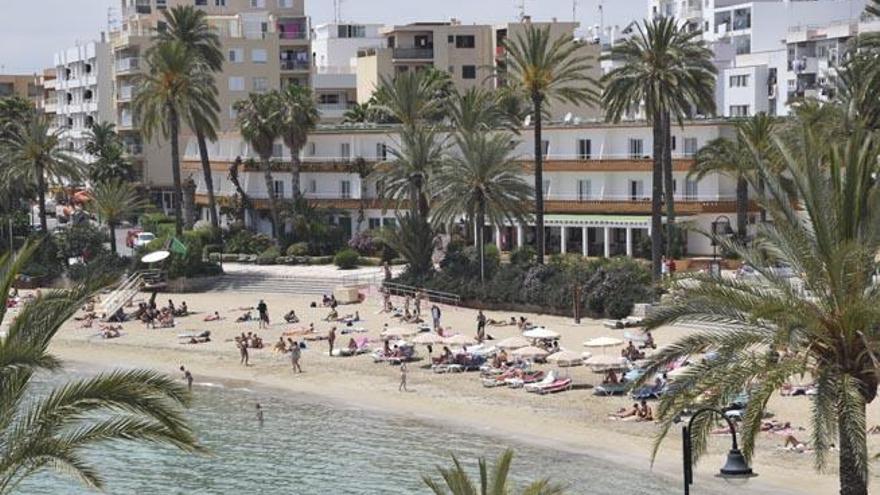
[679,407,756,495]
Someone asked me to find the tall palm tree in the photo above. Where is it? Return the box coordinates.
[502,24,601,264]
[446,87,506,135]
[153,5,223,230]
[640,127,880,495]
[1,109,83,233]
[380,125,445,220]
[423,449,565,495]
[0,245,201,493]
[602,17,716,278]
[86,179,149,254]
[690,113,776,240]
[373,68,451,129]
[135,40,217,235]
[279,84,319,201]
[84,121,131,184]
[235,92,282,240]
[433,133,533,282]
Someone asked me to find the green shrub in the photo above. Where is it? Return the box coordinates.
[225,230,272,254]
[510,246,536,266]
[68,252,130,282]
[140,213,176,238]
[257,246,281,265]
[309,256,334,265]
[334,248,360,269]
[286,242,309,256]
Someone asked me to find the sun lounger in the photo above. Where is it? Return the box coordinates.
[594,382,629,396]
[535,377,573,395]
[524,371,557,393]
[505,370,545,389]
[340,326,368,335]
[603,320,624,329]
[631,384,664,400]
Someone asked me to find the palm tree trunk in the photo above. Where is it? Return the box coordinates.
[196,129,219,230]
[477,197,485,283]
[736,177,748,241]
[291,152,302,202]
[36,161,48,233]
[532,95,545,265]
[168,106,184,236]
[758,178,767,223]
[109,222,117,254]
[261,157,280,242]
[662,111,676,257]
[838,400,868,495]
[651,117,664,281]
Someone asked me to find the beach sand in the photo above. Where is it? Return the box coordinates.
[42,286,878,494]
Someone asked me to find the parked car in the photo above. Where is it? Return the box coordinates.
[132,232,156,249]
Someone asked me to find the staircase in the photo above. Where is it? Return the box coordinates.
[99,270,163,318]
[206,273,344,295]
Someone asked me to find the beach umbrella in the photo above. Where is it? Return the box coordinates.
[496,336,531,350]
[584,354,628,371]
[380,327,418,338]
[546,350,582,366]
[583,337,624,348]
[522,327,560,340]
[511,346,549,359]
[412,333,444,345]
[443,334,476,346]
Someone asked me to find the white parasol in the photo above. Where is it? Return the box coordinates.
[583,337,624,348]
[546,350,583,366]
[141,250,170,264]
[380,327,418,338]
[511,346,550,358]
[412,333,444,345]
[522,327,560,340]
[495,336,531,350]
[443,334,476,346]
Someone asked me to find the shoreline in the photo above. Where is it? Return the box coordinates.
[53,338,826,495]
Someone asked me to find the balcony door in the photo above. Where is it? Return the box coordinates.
[629,180,644,201]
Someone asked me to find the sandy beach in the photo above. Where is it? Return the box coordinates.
[40,284,879,494]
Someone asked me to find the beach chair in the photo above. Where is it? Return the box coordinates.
[524,371,557,393]
[505,370,545,389]
[536,377,573,395]
[594,382,629,396]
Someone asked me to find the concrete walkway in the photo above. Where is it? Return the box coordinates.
[219,262,402,281]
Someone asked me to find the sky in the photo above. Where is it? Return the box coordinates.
[0,0,644,73]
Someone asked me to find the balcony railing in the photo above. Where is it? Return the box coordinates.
[124,143,144,155]
[280,60,310,71]
[116,58,140,73]
[279,30,308,40]
[392,48,434,60]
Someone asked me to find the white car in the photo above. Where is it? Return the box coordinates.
[132,232,156,249]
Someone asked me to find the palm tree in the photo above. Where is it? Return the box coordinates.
[342,101,371,123]
[640,127,880,495]
[135,40,217,235]
[433,133,533,282]
[423,449,565,495]
[87,179,149,254]
[84,121,131,184]
[279,84,319,201]
[502,24,601,264]
[446,87,506,135]
[1,109,83,233]
[380,125,446,220]
[235,92,282,240]
[0,245,201,493]
[153,5,223,230]
[690,113,776,240]
[373,69,451,129]
[602,17,717,278]
[382,213,435,279]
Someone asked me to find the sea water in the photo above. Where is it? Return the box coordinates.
[20,372,717,495]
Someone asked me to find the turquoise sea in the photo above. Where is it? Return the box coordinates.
[19,369,730,495]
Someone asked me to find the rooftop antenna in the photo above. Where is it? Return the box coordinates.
[572,0,578,22]
[599,1,604,34]
[517,0,526,21]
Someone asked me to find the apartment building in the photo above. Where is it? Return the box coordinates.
[111,0,310,210]
[51,39,115,163]
[312,22,384,121]
[181,119,741,256]
[0,74,39,100]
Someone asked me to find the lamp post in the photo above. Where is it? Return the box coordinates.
[679,407,756,495]
[709,215,732,277]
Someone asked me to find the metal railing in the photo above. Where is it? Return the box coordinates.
[280,60,310,70]
[392,48,434,59]
[382,281,461,306]
[98,269,163,318]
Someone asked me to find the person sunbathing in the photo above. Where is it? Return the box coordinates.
[347,337,358,352]
[79,317,94,328]
[74,311,97,321]
[636,400,654,422]
[238,306,255,311]
[640,331,656,350]
[204,311,221,322]
[782,435,809,451]
[251,334,264,349]
[284,310,300,324]
[236,311,253,323]
[173,302,189,317]
[603,369,620,385]
[612,403,641,420]
[487,316,515,327]
[101,326,121,339]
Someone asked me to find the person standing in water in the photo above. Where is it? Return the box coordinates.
[180,366,193,391]
[255,403,264,426]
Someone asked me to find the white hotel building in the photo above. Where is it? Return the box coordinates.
[182,119,742,257]
[51,38,115,163]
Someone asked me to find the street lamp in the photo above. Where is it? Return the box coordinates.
[678,407,756,495]
[710,215,732,276]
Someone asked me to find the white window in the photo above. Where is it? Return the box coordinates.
[340,180,352,199]
[249,0,266,6]
[683,137,698,156]
[251,49,267,63]
[628,138,644,159]
[340,142,351,161]
[279,0,294,7]
[541,140,550,159]
[272,143,283,157]
[228,48,243,63]
[273,180,285,199]
[253,77,269,93]
[577,139,591,160]
[228,105,238,119]
[228,76,245,91]
[215,0,226,6]
[729,105,750,117]
[685,179,699,200]
[729,74,749,87]
[577,180,591,201]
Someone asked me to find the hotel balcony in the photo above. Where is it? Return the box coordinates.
[280,60,310,71]
[117,112,137,130]
[115,57,140,74]
[118,85,136,102]
[392,48,434,60]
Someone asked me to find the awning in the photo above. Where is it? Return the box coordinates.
[543,214,652,228]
